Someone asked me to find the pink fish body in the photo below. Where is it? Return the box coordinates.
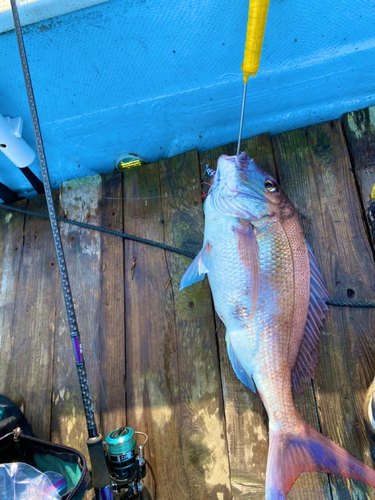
[180,153,375,499]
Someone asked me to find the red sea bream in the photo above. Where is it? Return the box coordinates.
[180,152,375,499]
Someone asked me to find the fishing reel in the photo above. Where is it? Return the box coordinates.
[104,427,148,499]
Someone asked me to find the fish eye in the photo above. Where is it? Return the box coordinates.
[264,179,278,192]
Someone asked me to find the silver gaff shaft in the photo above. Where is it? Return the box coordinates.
[236,82,247,156]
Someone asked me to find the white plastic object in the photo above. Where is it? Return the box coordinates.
[0,462,62,499]
[0,114,35,168]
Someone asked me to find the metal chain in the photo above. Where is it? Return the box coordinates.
[10,0,97,437]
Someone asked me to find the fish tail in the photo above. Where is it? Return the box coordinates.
[266,418,375,499]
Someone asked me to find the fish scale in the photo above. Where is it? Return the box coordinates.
[180,152,375,499]
[205,194,310,434]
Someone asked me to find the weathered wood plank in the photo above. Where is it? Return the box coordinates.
[52,176,103,464]
[273,120,375,499]
[124,152,231,499]
[199,136,330,499]
[3,114,375,500]
[98,171,126,436]
[342,106,375,239]
[160,150,231,499]
[0,203,27,414]
[6,196,57,440]
[123,161,174,499]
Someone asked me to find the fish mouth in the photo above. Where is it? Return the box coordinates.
[216,153,265,202]
[215,152,250,181]
[218,152,251,167]
[236,151,251,165]
[218,153,248,160]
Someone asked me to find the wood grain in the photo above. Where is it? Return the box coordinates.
[0,203,27,417]
[342,106,375,241]
[98,171,126,437]
[2,118,375,499]
[124,152,231,499]
[7,195,57,440]
[123,161,177,499]
[51,176,103,464]
[273,120,375,499]
[160,150,231,499]
[199,136,330,499]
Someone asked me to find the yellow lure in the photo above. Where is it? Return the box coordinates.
[241,0,271,83]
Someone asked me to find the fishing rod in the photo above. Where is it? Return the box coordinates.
[9,1,148,499]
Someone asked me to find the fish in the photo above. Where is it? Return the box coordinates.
[180,152,375,499]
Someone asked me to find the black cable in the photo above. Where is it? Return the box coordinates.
[2,202,375,309]
[326,299,375,308]
[0,203,196,259]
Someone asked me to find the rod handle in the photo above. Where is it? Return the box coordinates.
[86,435,113,495]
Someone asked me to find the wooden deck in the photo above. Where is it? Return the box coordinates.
[1,106,375,499]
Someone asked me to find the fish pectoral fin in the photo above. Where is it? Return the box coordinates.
[179,242,212,291]
[227,336,256,393]
[266,419,375,499]
[292,241,329,395]
[233,221,259,321]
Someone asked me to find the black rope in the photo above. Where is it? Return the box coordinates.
[2,202,375,309]
[326,299,375,308]
[0,203,197,260]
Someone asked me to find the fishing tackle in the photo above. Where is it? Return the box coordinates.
[105,428,148,499]
[10,2,150,499]
[201,165,216,198]
[204,165,216,178]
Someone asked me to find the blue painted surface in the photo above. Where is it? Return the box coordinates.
[0,0,375,196]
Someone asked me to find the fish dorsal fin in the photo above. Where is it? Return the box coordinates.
[233,220,260,321]
[179,242,212,291]
[292,242,329,394]
[227,334,257,393]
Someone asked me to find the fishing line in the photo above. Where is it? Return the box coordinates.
[45,167,204,201]
[1,202,374,309]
